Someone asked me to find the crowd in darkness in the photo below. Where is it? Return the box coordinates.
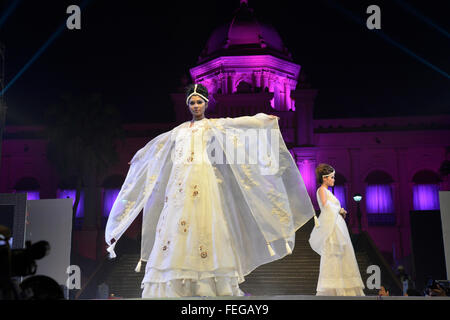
[378,266,448,297]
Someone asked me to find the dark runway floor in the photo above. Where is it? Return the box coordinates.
[121,295,450,300]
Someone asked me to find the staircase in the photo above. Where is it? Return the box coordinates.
[105,253,143,298]
[239,219,379,296]
[102,219,382,298]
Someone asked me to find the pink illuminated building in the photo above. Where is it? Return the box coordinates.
[1,1,449,271]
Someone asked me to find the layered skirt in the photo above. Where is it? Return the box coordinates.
[141,161,244,298]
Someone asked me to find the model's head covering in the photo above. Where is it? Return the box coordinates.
[186,83,209,106]
[315,163,335,185]
[313,164,336,229]
[322,170,335,178]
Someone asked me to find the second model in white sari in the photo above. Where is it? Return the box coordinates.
[309,187,365,296]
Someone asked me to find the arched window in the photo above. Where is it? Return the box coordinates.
[56,176,85,229]
[102,175,124,227]
[236,81,252,93]
[56,189,85,218]
[412,170,441,210]
[14,177,40,200]
[365,170,395,226]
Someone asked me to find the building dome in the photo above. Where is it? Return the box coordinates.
[198,1,292,63]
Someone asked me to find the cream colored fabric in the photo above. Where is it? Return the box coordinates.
[309,188,365,296]
[105,113,315,297]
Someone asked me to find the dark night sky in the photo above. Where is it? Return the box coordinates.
[0,0,449,126]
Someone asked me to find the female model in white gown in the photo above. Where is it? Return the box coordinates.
[309,163,365,296]
[105,84,316,298]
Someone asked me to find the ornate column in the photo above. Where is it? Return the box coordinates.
[230,72,237,94]
[0,100,7,174]
[222,73,229,94]
[253,70,261,88]
[349,148,364,233]
[292,147,318,206]
[292,89,318,146]
[344,182,352,227]
[286,79,295,110]
[262,71,269,91]
[395,147,410,257]
[278,80,286,111]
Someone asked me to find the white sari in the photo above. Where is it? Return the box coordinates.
[309,187,365,296]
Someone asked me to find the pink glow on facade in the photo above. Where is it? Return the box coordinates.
[192,2,299,112]
[296,159,316,201]
[199,2,291,62]
[191,55,300,111]
[1,1,449,268]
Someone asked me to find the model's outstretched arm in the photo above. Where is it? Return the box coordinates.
[223,112,279,128]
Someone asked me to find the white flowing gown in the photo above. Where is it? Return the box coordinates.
[105,113,316,298]
[309,187,365,296]
[142,118,243,297]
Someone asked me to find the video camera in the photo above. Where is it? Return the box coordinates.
[0,224,63,299]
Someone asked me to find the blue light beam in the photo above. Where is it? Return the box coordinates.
[0,0,92,97]
[325,0,450,79]
[394,0,450,39]
[0,0,22,29]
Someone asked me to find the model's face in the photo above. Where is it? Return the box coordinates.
[188,95,207,117]
[324,174,335,186]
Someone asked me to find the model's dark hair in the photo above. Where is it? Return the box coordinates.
[185,83,209,103]
[315,163,335,185]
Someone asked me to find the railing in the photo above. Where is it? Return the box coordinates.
[354,231,403,295]
[74,256,109,300]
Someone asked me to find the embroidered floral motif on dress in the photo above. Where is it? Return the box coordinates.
[190,184,200,199]
[104,113,316,299]
[119,200,136,221]
[143,175,157,197]
[155,143,165,159]
[267,188,290,225]
[179,219,189,234]
[162,240,171,252]
[199,245,208,259]
[239,164,260,187]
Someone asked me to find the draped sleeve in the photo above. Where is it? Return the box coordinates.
[222,112,276,128]
[308,189,342,256]
[104,125,178,259]
[105,113,316,278]
[206,113,316,276]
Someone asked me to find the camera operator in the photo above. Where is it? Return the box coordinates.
[0,224,64,300]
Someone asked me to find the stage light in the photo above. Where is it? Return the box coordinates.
[353,193,363,233]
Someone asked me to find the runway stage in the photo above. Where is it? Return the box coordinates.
[121,295,450,301]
